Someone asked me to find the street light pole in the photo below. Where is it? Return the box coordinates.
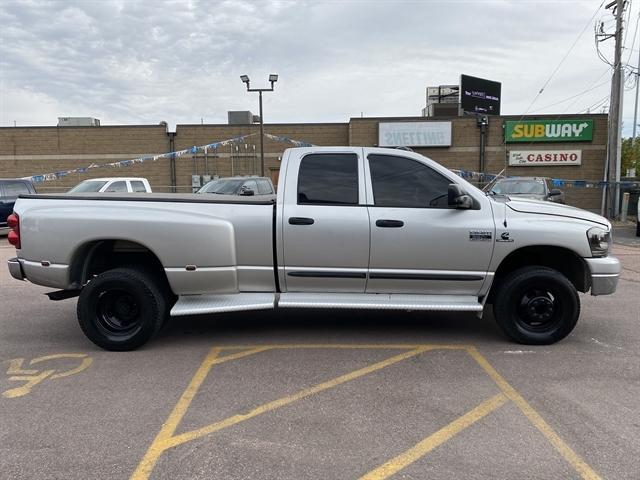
[240,74,278,177]
[259,90,264,177]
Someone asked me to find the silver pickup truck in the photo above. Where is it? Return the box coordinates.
[7,147,620,350]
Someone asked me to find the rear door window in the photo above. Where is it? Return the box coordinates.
[297,153,359,205]
[104,181,127,192]
[130,181,147,192]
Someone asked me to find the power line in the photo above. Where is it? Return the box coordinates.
[562,73,613,113]
[623,3,639,65]
[581,94,610,112]
[535,76,610,111]
[521,0,606,115]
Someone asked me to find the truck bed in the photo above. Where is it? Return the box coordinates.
[12,193,277,295]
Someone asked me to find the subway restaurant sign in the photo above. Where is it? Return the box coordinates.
[505,120,593,143]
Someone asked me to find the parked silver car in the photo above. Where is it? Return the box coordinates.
[489,177,565,204]
[197,176,274,196]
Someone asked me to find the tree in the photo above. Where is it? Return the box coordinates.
[621,137,640,176]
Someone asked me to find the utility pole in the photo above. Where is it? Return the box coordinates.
[605,0,625,218]
[633,32,640,175]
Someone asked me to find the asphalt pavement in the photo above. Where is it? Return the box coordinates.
[612,223,640,247]
[0,243,638,480]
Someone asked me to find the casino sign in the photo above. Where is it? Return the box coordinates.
[509,150,581,166]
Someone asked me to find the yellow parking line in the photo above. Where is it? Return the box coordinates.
[214,347,274,365]
[218,344,469,351]
[466,347,603,480]
[359,393,508,480]
[132,344,604,480]
[131,346,431,480]
[131,346,271,480]
[163,347,431,450]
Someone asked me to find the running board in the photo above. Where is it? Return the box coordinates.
[278,293,483,311]
[171,293,275,317]
[170,292,483,317]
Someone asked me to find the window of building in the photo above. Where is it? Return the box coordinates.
[297,153,359,205]
[368,154,451,208]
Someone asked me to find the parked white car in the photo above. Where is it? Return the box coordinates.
[68,177,152,193]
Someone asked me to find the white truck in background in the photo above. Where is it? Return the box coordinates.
[68,177,152,193]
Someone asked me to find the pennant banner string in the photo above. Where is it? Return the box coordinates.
[22,131,638,189]
[25,132,314,184]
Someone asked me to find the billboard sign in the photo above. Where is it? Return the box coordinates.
[505,120,593,143]
[460,75,501,115]
[509,150,582,166]
[379,122,451,147]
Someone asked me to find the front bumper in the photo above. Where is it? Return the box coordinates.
[8,257,25,281]
[585,256,621,296]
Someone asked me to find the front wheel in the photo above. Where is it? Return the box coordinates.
[493,266,580,345]
[77,268,166,351]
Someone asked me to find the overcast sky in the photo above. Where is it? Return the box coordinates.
[1,0,639,136]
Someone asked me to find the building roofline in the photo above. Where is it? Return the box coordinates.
[176,122,349,127]
[0,113,607,131]
[0,125,168,130]
[349,113,607,121]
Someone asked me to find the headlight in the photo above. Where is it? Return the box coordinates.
[587,227,611,257]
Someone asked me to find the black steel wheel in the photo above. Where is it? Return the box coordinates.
[493,266,580,345]
[77,268,166,351]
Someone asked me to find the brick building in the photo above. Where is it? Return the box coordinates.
[0,113,607,211]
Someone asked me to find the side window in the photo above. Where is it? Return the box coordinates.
[368,154,451,208]
[257,180,272,194]
[2,182,30,199]
[130,181,147,192]
[298,153,359,205]
[105,181,127,193]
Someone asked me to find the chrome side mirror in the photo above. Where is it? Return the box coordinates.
[448,184,473,209]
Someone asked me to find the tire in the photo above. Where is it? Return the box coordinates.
[77,267,166,351]
[121,264,176,331]
[493,266,580,345]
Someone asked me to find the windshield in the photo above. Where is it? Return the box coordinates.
[69,180,108,193]
[491,180,546,195]
[198,179,244,194]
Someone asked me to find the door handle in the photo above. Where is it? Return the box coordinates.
[376,219,404,228]
[289,217,315,225]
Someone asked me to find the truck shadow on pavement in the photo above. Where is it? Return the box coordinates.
[157,308,504,347]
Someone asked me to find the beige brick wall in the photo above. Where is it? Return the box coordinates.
[172,123,348,190]
[0,115,607,210]
[0,125,170,192]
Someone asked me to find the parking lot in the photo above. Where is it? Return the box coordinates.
[1,243,638,480]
